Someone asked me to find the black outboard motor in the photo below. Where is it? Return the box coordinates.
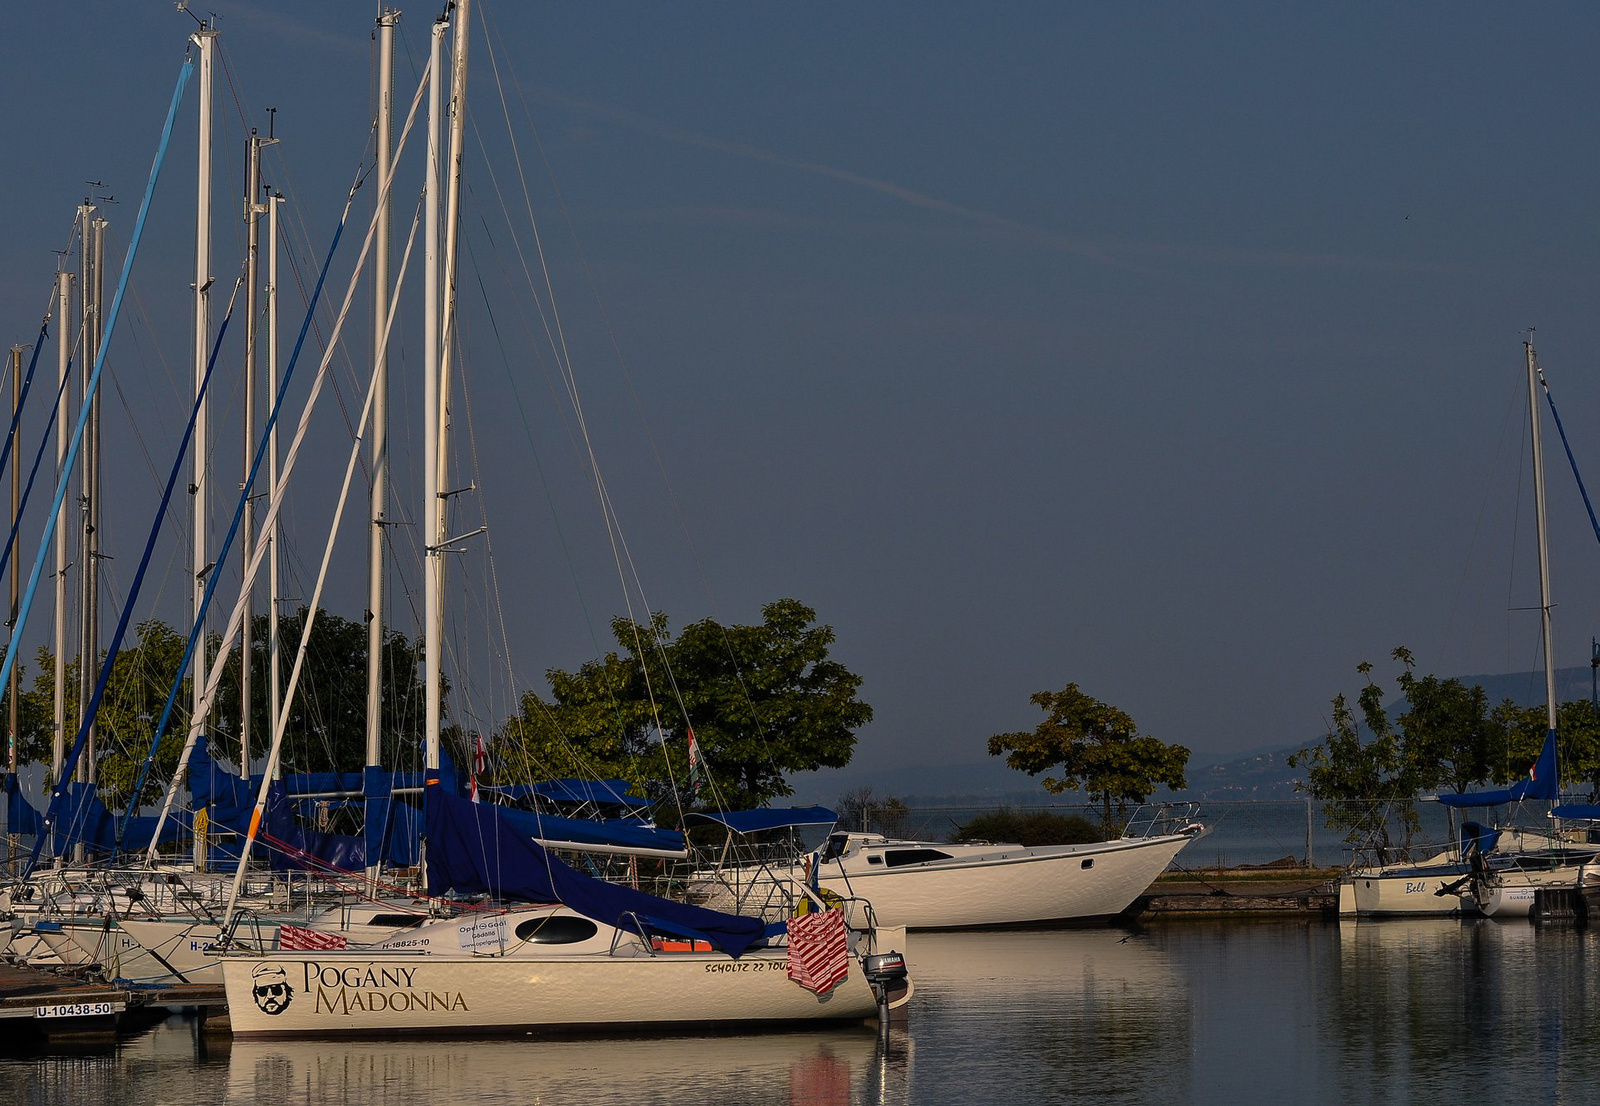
[863,950,908,1033]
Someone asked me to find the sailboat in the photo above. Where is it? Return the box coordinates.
[1342,342,1597,919]
[203,2,912,1035]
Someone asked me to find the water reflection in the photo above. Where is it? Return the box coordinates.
[5,921,1600,1104]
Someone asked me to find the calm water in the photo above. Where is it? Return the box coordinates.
[1,919,1595,1105]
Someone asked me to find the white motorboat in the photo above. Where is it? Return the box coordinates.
[688,808,1205,929]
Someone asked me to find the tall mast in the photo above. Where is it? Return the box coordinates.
[52,266,70,787]
[423,13,446,773]
[1526,341,1558,738]
[6,345,19,776]
[191,26,216,780]
[267,187,283,775]
[240,129,273,780]
[367,8,398,832]
[76,207,100,792]
[437,0,472,501]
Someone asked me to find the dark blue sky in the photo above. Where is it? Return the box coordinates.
[5,3,1600,787]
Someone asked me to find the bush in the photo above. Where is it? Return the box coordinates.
[953,808,1102,846]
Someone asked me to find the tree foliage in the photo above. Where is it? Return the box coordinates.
[954,808,1102,846]
[494,599,870,811]
[211,608,428,776]
[1290,647,1600,859]
[986,683,1189,834]
[7,609,427,810]
[835,786,912,837]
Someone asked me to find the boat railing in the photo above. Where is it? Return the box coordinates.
[1124,802,1203,839]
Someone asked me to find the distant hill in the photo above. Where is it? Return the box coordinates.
[791,666,1595,807]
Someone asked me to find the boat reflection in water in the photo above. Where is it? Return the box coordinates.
[225,1029,889,1106]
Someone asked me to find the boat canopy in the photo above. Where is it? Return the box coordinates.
[528,778,639,807]
[1437,729,1559,808]
[682,806,839,834]
[424,785,767,956]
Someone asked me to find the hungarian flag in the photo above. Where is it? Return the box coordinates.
[687,727,704,793]
[470,732,487,803]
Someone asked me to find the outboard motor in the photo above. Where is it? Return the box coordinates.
[863,950,908,1034]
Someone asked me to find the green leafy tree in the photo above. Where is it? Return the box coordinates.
[986,683,1189,835]
[1393,653,1494,795]
[496,599,870,811]
[1290,662,1418,858]
[954,808,1101,846]
[211,608,429,776]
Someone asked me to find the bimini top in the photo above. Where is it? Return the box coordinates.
[682,806,839,835]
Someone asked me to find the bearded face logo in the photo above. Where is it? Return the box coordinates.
[251,963,294,1015]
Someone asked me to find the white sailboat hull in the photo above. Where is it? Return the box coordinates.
[221,949,888,1037]
[803,832,1196,929]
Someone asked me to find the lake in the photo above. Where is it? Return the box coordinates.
[1,917,1593,1104]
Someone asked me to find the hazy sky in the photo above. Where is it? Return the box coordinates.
[5,3,1600,789]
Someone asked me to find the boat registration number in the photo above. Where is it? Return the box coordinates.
[34,1002,118,1019]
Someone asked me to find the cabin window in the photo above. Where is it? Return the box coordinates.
[883,849,953,868]
[515,915,600,944]
[366,914,425,928]
[1081,859,1094,870]
[866,855,883,865]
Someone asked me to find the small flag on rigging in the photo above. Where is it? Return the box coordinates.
[687,726,704,793]
[470,732,487,804]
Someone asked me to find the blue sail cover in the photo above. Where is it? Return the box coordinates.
[529,778,639,808]
[1438,728,1560,808]
[683,807,839,834]
[191,736,430,869]
[424,786,766,956]
[5,776,189,852]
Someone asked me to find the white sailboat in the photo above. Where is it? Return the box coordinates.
[212,2,912,1037]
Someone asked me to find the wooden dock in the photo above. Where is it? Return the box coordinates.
[1130,866,1340,920]
[0,961,226,1044]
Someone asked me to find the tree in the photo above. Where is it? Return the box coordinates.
[495,599,871,811]
[835,786,912,837]
[1392,653,1494,795]
[1289,664,1418,858]
[986,683,1189,835]
[954,808,1101,846]
[211,608,429,776]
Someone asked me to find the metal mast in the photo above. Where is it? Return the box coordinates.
[423,13,446,773]
[6,345,20,776]
[1526,341,1558,739]
[191,26,216,779]
[240,128,274,779]
[367,9,399,864]
[77,211,104,790]
[52,266,71,787]
[267,187,283,774]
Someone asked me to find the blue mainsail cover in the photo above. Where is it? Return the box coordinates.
[1438,728,1560,808]
[5,775,188,852]
[529,778,639,808]
[488,801,685,855]
[683,806,840,834]
[424,785,767,956]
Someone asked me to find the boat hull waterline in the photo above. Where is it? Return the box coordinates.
[221,949,898,1037]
